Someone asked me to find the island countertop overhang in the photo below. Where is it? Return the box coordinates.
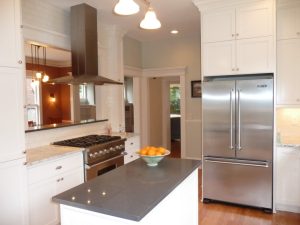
[52,158,201,221]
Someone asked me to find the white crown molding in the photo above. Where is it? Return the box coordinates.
[22,24,71,50]
[124,65,143,77]
[193,0,269,11]
[142,67,187,78]
[25,56,71,68]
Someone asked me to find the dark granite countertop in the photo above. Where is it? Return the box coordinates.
[25,119,108,133]
[53,158,201,221]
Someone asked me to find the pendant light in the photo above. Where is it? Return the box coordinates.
[140,6,161,29]
[114,0,140,15]
[30,44,49,87]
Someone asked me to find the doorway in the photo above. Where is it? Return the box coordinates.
[169,83,181,158]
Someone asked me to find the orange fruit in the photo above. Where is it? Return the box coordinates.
[140,149,148,155]
[157,147,166,155]
[148,148,156,156]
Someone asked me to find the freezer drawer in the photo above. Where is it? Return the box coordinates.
[203,157,272,209]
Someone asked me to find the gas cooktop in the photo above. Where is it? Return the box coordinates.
[52,135,121,148]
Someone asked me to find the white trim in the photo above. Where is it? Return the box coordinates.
[276,204,300,214]
[143,67,187,77]
[193,0,268,11]
[22,24,70,50]
[124,65,143,77]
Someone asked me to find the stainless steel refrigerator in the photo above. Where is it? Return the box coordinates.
[202,74,273,211]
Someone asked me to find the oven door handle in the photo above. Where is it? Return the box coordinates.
[85,155,124,170]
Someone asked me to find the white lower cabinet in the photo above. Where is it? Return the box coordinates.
[125,135,140,164]
[28,153,84,225]
[276,147,300,213]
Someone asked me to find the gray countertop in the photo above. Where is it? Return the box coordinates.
[53,158,201,221]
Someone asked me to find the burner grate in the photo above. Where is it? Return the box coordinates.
[53,135,121,148]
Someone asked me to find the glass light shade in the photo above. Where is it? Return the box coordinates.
[42,74,49,82]
[114,0,140,15]
[35,72,42,79]
[140,8,161,30]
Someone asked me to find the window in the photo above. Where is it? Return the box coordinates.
[170,85,180,115]
[25,77,40,126]
[79,85,87,99]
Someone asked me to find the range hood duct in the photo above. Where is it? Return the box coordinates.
[49,4,122,85]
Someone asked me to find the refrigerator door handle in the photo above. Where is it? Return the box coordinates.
[237,89,242,151]
[229,89,234,150]
[204,157,269,168]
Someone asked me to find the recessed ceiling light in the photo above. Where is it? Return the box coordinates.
[170,30,179,34]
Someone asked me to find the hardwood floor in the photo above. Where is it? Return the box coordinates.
[168,140,300,224]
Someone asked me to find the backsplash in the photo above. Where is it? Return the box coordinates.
[26,121,108,149]
[277,108,300,144]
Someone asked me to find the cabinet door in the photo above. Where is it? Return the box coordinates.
[125,136,140,164]
[0,158,28,225]
[202,9,235,43]
[0,0,22,68]
[202,41,236,76]
[29,177,59,225]
[277,39,300,105]
[0,68,25,162]
[277,6,300,40]
[236,37,274,74]
[56,168,84,194]
[236,0,273,39]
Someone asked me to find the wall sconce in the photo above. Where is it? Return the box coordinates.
[49,93,56,103]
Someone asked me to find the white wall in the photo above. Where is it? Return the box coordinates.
[123,35,142,68]
[141,35,202,159]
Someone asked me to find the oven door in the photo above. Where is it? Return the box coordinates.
[85,155,124,181]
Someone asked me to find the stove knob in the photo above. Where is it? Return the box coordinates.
[104,149,108,153]
[94,152,98,156]
[110,147,114,152]
[116,146,120,150]
[120,144,124,149]
[98,150,103,155]
[89,153,94,158]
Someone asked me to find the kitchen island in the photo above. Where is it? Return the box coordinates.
[53,158,201,225]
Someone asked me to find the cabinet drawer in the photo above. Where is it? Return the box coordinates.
[28,152,83,185]
[125,136,140,151]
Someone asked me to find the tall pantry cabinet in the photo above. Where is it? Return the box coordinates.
[196,0,275,77]
[0,0,28,225]
[276,0,300,105]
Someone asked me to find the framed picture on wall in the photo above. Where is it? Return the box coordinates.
[191,80,201,98]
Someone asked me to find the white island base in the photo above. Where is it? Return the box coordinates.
[59,170,198,225]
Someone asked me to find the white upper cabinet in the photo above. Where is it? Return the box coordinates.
[199,0,275,77]
[0,0,23,68]
[277,6,300,40]
[236,1,273,39]
[202,41,235,76]
[202,9,235,43]
[236,37,274,74]
[202,0,273,43]
[277,39,300,105]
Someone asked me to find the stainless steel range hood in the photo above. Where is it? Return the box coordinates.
[49,4,122,85]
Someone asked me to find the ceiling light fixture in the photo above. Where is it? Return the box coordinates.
[140,5,161,30]
[113,0,162,30]
[30,44,49,87]
[114,0,140,15]
[170,30,179,34]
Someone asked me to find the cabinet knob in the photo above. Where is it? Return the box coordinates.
[296,99,300,102]
[236,68,239,71]
[236,33,239,37]
[23,162,27,166]
[55,165,62,170]
[297,32,300,35]
[18,60,22,64]
[23,150,27,154]
[232,34,235,37]
[232,68,235,71]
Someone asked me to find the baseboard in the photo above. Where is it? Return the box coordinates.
[276,203,300,213]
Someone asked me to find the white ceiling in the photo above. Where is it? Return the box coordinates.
[42,0,200,42]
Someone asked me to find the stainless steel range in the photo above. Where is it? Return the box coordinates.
[53,135,126,181]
